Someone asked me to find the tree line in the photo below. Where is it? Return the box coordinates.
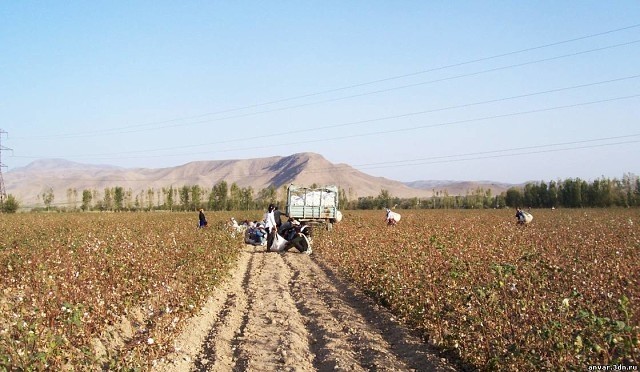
[2,174,638,213]
[349,173,640,210]
[503,173,640,208]
[28,181,276,212]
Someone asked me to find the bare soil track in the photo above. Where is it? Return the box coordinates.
[155,245,456,371]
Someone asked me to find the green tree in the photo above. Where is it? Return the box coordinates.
[179,185,190,211]
[441,190,455,209]
[339,187,348,210]
[621,173,637,206]
[103,188,114,211]
[229,183,242,210]
[92,189,100,209]
[356,196,375,209]
[146,188,155,210]
[81,189,93,211]
[207,186,216,210]
[240,186,254,211]
[138,189,146,210]
[399,197,419,209]
[592,177,612,207]
[41,187,55,211]
[256,185,277,210]
[482,188,493,208]
[156,188,162,208]
[134,193,141,211]
[505,187,523,207]
[209,181,228,211]
[560,178,584,208]
[523,183,538,208]
[376,189,392,209]
[548,180,559,208]
[66,188,73,210]
[1,194,19,213]
[125,188,134,210]
[537,181,549,208]
[164,186,175,211]
[66,187,79,210]
[191,185,202,210]
[113,186,125,211]
[280,185,288,209]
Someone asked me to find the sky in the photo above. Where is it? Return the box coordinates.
[1,1,639,184]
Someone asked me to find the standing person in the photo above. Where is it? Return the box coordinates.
[274,205,284,230]
[264,204,277,234]
[198,209,208,228]
[264,204,277,249]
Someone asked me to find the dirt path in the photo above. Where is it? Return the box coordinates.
[154,245,456,371]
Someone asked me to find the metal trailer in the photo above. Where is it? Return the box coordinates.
[285,184,342,230]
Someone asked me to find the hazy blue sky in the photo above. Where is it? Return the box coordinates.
[1,1,639,183]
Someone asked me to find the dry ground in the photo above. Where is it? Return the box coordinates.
[154,244,457,372]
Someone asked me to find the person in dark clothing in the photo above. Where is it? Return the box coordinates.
[278,218,293,235]
[515,208,525,225]
[198,209,208,228]
[274,205,284,229]
[278,218,297,241]
[279,220,312,254]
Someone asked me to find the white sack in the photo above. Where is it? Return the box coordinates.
[269,233,288,252]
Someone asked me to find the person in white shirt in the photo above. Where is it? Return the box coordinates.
[264,204,277,249]
[385,208,401,226]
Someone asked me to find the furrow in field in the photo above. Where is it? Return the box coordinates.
[284,253,455,371]
[231,246,314,371]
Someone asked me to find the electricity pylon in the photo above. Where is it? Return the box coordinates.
[0,129,11,205]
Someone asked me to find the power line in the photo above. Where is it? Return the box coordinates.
[16,29,640,140]
[0,129,11,204]
[102,74,640,153]
[352,139,640,171]
[12,75,640,160]
[373,140,640,170]
[184,23,640,120]
[16,92,637,162]
[110,39,640,137]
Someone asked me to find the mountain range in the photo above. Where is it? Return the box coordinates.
[4,152,515,208]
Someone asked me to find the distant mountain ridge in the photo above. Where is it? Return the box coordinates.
[405,180,517,195]
[13,158,121,172]
[5,153,515,208]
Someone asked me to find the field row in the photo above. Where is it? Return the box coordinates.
[0,212,241,369]
[315,209,639,370]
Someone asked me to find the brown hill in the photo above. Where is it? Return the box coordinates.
[5,152,433,208]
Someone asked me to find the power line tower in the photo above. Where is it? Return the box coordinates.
[0,129,11,206]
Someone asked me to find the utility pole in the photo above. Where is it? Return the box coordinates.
[0,129,11,205]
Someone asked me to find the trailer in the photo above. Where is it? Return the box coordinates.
[285,184,342,230]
